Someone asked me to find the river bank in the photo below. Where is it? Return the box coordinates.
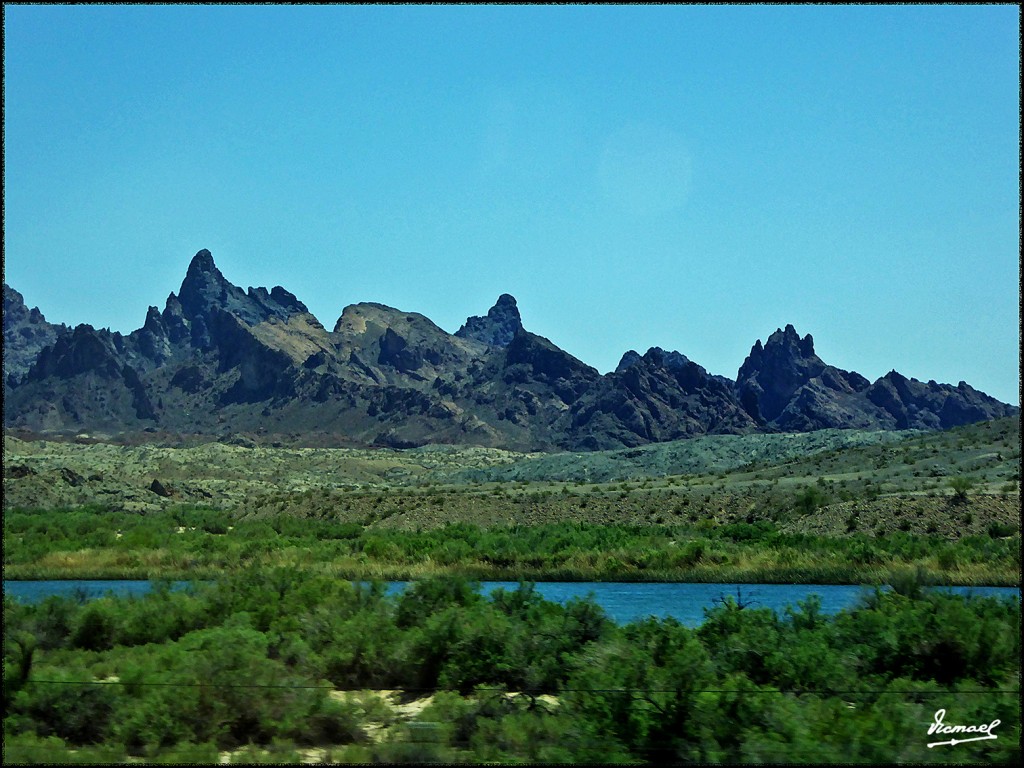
[4,508,1019,586]
[4,570,1019,764]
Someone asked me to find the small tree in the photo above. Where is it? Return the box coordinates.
[948,476,974,504]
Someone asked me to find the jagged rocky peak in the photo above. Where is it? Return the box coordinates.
[646,347,692,370]
[270,286,307,314]
[188,248,216,274]
[163,292,184,318]
[142,305,163,330]
[865,369,1017,430]
[126,305,175,368]
[174,248,313,328]
[736,324,829,424]
[493,293,519,312]
[158,293,191,345]
[455,293,523,347]
[739,325,820,377]
[24,324,124,381]
[5,246,1019,448]
[617,347,694,373]
[504,329,600,383]
[5,284,42,323]
[246,284,318,329]
[764,324,814,356]
[246,285,309,314]
[176,249,242,320]
[3,283,70,383]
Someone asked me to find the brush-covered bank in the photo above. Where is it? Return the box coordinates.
[2,570,1019,764]
[4,506,1019,586]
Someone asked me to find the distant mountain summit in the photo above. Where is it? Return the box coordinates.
[736,324,873,429]
[455,294,523,347]
[176,248,310,330]
[733,324,1010,432]
[3,249,1017,449]
[3,284,69,384]
[571,346,757,449]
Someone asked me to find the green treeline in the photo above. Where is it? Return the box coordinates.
[4,505,1020,584]
[3,571,1020,763]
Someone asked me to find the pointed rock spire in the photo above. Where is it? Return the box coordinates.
[175,248,310,327]
[160,292,191,344]
[455,294,524,347]
[177,249,236,321]
[186,248,217,276]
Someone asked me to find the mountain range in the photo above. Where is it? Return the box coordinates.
[3,249,1017,451]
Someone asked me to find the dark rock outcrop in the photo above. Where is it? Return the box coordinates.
[8,324,158,428]
[455,294,523,347]
[499,330,601,410]
[129,306,174,369]
[24,325,126,382]
[864,372,1014,430]
[737,325,826,424]
[177,249,313,344]
[3,284,69,383]
[735,325,875,430]
[149,478,174,497]
[734,326,1016,432]
[615,350,644,373]
[569,347,758,449]
[61,468,86,487]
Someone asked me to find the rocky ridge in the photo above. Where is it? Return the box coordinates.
[3,284,69,383]
[3,249,1018,450]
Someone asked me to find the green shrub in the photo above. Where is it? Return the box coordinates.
[948,476,975,504]
[987,521,1018,538]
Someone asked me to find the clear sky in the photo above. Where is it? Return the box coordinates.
[3,4,1020,405]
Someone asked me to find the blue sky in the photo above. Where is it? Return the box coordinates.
[3,5,1020,405]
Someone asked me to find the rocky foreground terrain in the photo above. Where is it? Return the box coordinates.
[4,249,1018,451]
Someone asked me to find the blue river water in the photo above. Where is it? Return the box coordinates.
[3,579,1019,627]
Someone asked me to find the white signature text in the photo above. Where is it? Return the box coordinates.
[927,708,1000,748]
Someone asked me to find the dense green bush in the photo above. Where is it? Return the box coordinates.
[4,571,1017,763]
